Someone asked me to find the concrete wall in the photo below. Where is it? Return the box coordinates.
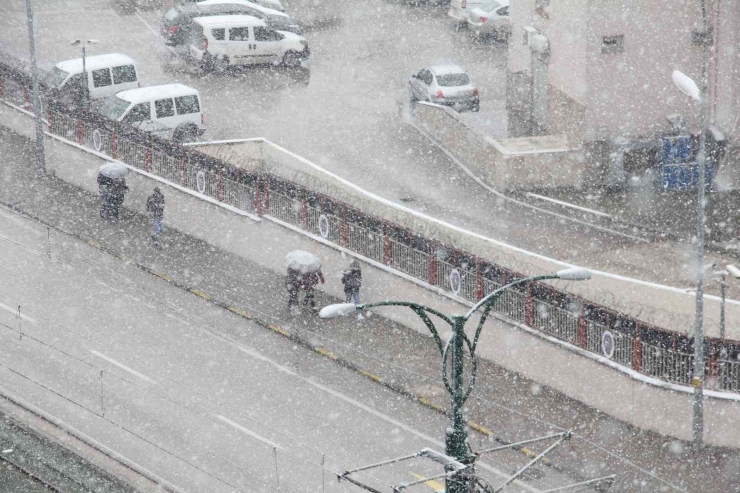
[413,102,584,189]
[3,101,740,448]
[508,0,740,146]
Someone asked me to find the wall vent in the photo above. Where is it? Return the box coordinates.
[601,35,624,54]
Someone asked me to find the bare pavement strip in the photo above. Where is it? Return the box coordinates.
[0,128,738,492]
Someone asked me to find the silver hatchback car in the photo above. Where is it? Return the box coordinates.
[408,64,480,112]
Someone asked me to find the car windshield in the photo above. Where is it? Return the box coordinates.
[97,96,132,120]
[436,73,470,87]
[481,0,502,12]
[42,67,70,88]
[164,7,180,20]
[268,14,290,25]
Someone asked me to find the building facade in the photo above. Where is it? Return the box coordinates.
[506,0,740,188]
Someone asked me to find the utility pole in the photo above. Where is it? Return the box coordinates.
[446,315,470,493]
[24,0,46,178]
[691,0,710,445]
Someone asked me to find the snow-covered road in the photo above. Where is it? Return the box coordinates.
[0,207,555,492]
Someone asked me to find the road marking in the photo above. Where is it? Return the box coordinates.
[268,325,291,337]
[358,369,382,382]
[315,347,338,360]
[216,415,281,449]
[204,332,539,491]
[90,350,156,384]
[190,289,211,301]
[0,302,35,324]
[304,378,540,491]
[236,345,298,377]
[410,472,444,492]
[154,272,174,283]
[228,306,251,319]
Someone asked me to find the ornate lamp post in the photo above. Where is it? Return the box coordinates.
[321,267,591,493]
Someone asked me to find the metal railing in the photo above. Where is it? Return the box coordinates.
[3,60,740,395]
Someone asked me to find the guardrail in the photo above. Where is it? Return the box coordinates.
[2,59,740,394]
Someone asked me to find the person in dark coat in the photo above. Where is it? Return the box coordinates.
[97,173,113,219]
[108,177,128,220]
[341,259,362,304]
[286,267,302,309]
[146,187,165,246]
[301,269,325,309]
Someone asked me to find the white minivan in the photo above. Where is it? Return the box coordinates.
[448,0,487,22]
[189,15,310,71]
[43,53,140,101]
[97,84,205,142]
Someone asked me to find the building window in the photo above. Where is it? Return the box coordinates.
[692,28,713,46]
[601,35,624,54]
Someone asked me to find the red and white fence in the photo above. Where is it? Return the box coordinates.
[2,60,740,394]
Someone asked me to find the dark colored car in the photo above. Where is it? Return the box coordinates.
[161,0,302,46]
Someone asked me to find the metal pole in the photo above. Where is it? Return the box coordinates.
[692,0,710,445]
[720,272,726,339]
[24,0,46,178]
[82,44,89,107]
[445,315,469,493]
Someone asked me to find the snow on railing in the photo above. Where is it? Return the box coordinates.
[3,60,740,394]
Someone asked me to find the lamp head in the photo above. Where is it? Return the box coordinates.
[319,303,358,319]
[556,267,592,281]
[672,70,701,102]
[726,264,740,279]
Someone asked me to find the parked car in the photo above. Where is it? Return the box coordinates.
[42,53,139,102]
[161,0,302,46]
[466,0,510,40]
[448,0,487,23]
[178,0,286,11]
[253,0,285,12]
[408,64,479,112]
[97,83,205,142]
[188,15,310,70]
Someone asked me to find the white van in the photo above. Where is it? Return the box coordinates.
[189,15,310,71]
[43,54,139,101]
[448,0,487,22]
[97,84,205,142]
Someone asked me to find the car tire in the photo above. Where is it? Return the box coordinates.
[172,124,198,144]
[282,51,301,68]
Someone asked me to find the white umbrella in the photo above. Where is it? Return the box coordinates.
[285,250,322,274]
[98,162,128,180]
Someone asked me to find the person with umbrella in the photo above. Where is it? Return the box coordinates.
[97,162,128,220]
[285,251,324,311]
[301,268,325,310]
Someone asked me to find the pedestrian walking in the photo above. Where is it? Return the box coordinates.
[146,187,165,246]
[97,172,113,220]
[341,259,362,304]
[301,269,325,310]
[287,267,302,309]
[108,177,128,220]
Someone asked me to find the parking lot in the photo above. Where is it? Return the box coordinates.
[9,0,740,302]
[1,0,507,201]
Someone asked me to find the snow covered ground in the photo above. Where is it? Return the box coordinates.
[0,206,558,492]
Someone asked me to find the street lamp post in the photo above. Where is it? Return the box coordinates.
[70,39,98,108]
[671,0,709,443]
[24,0,46,178]
[320,267,591,493]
